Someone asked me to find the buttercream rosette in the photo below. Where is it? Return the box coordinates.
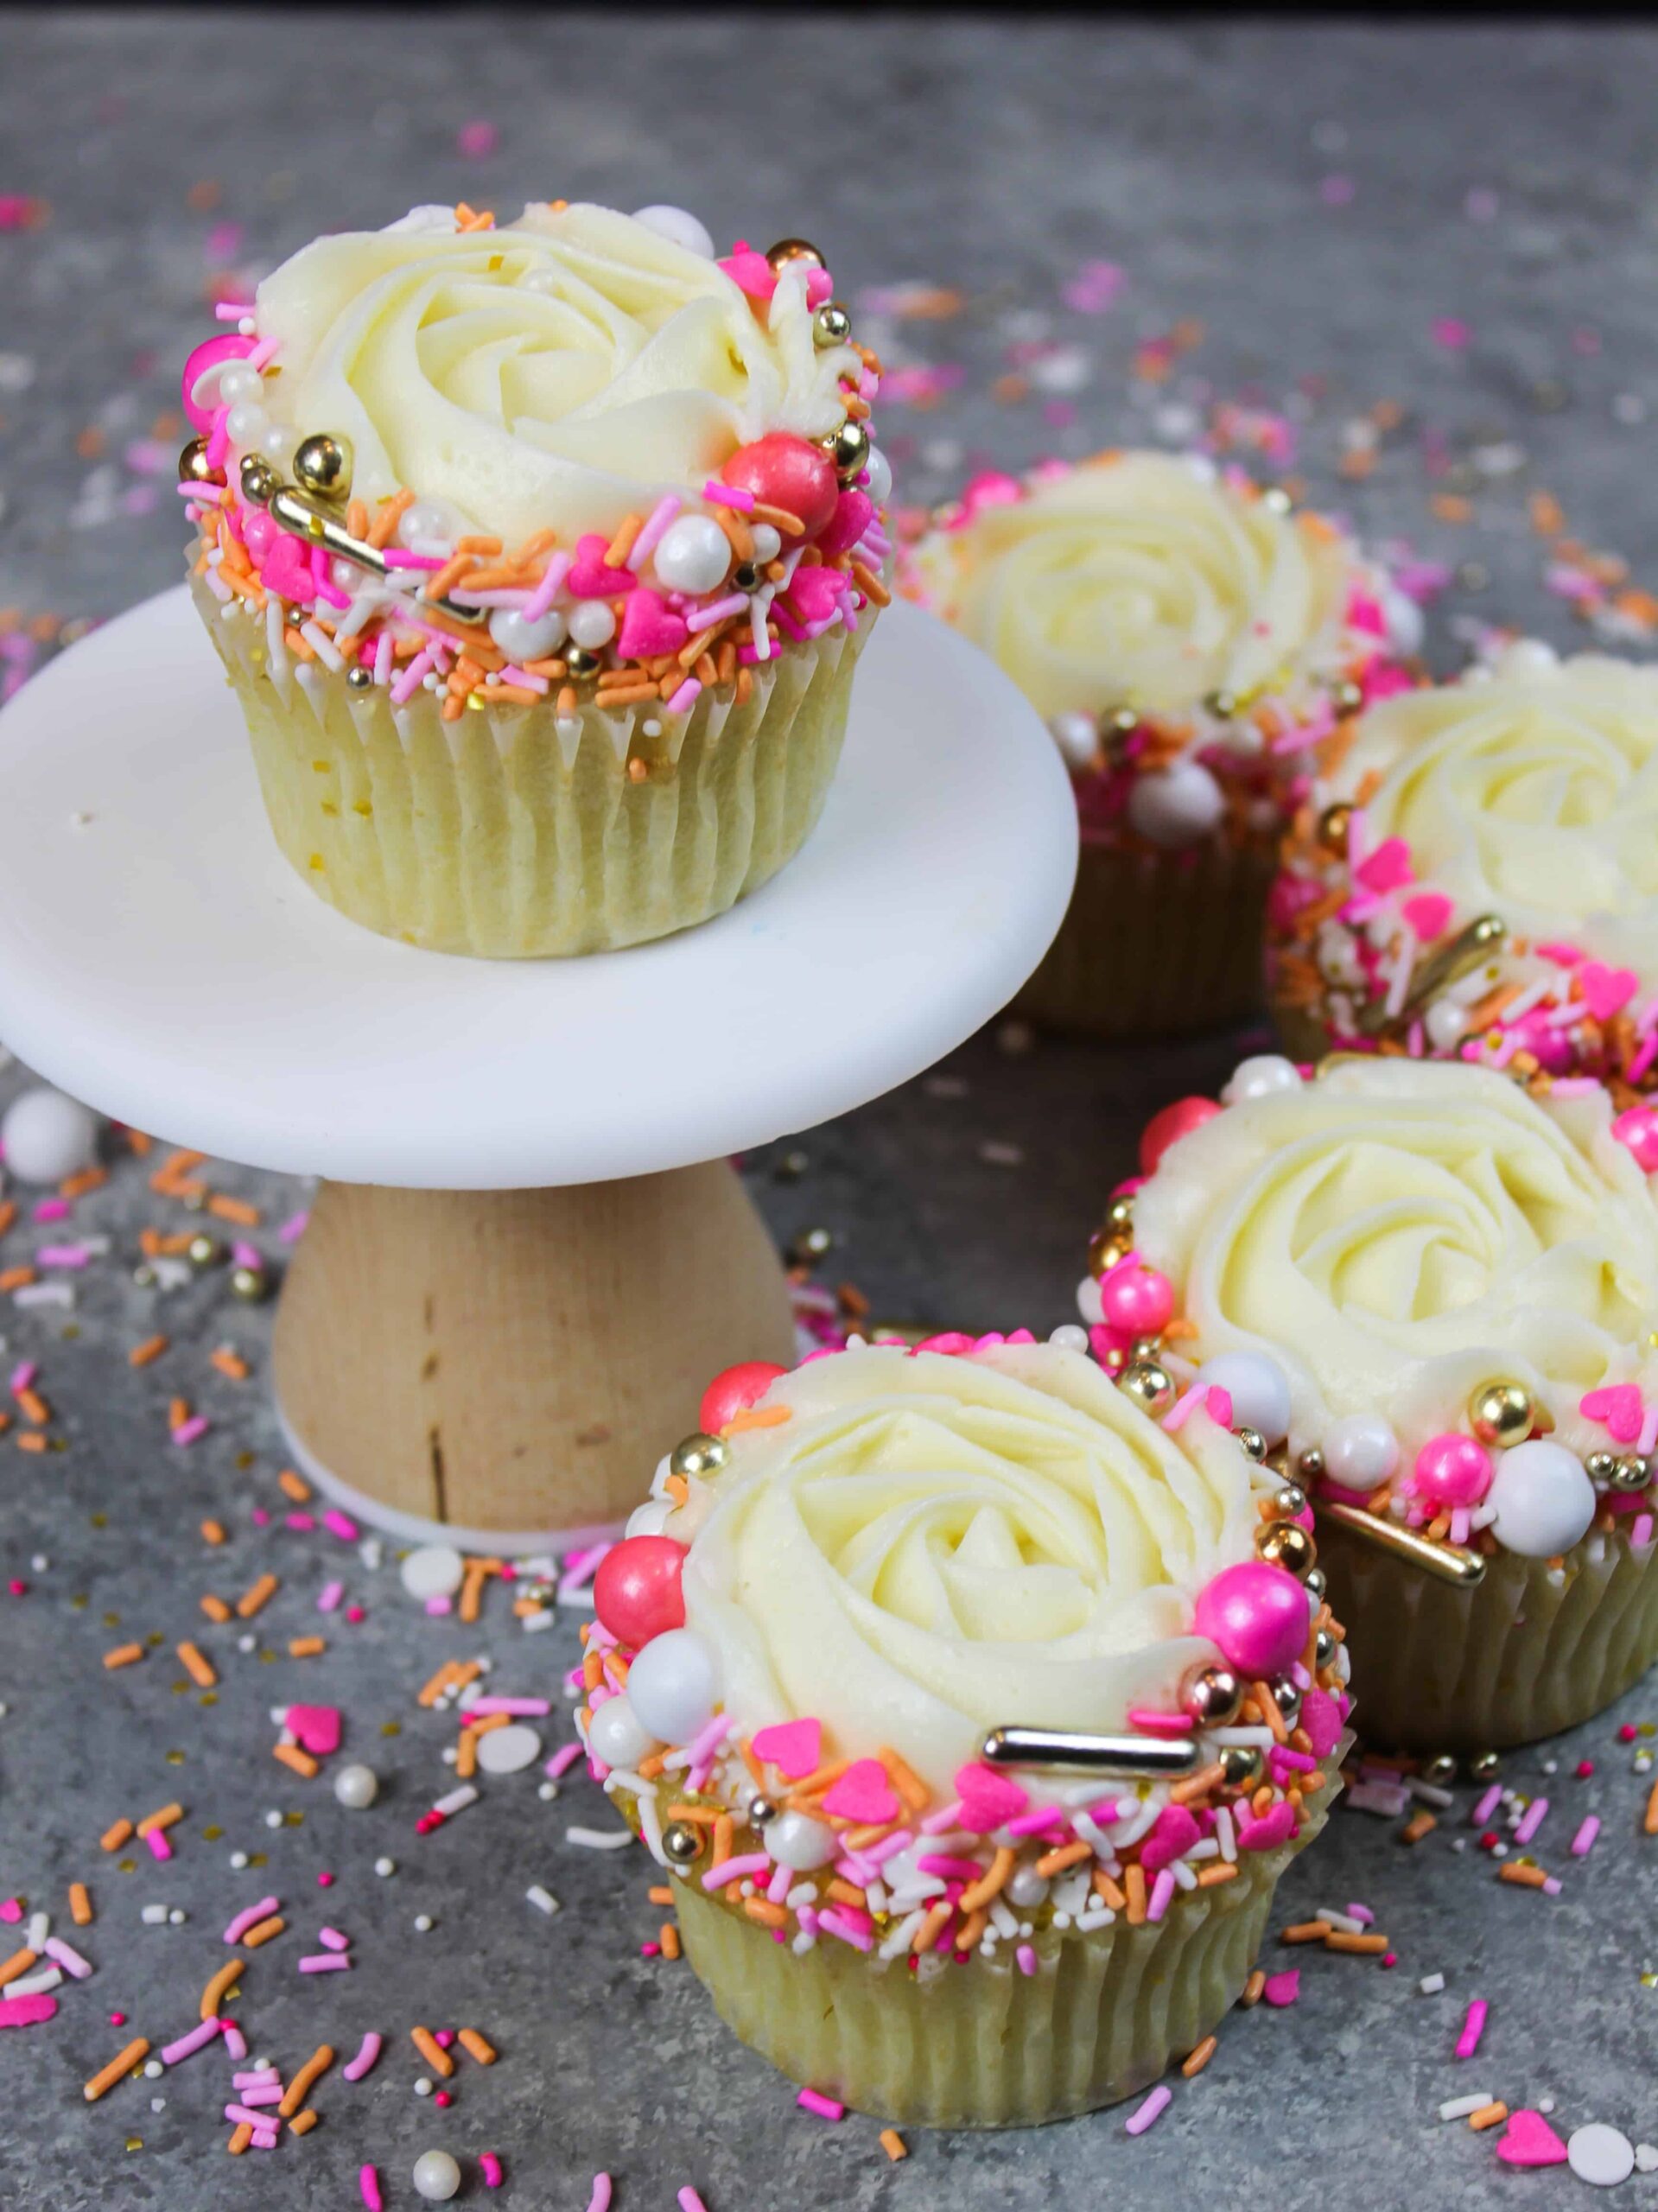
[899,451,1419,1036]
[1084,1053,1658,1749]
[581,1338,1350,2126]
[179,199,892,957]
[1268,643,1658,1094]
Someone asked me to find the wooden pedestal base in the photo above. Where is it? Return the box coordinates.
[270,1165,797,1548]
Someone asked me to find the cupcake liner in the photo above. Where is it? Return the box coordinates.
[1016,837,1278,1039]
[669,1775,1338,2128]
[1319,1519,1658,1751]
[193,575,870,957]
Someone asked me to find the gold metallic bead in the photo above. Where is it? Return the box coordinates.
[238,454,278,506]
[1129,1335,1163,1363]
[292,431,353,501]
[1255,1520,1316,1577]
[1179,1660,1243,1728]
[662,1820,703,1866]
[1612,1454,1652,1493]
[1468,1379,1534,1449]
[765,237,825,272]
[229,1265,268,1303]
[1219,1744,1264,1789]
[1586,1451,1617,1484]
[1469,1750,1501,1783]
[346,664,372,691]
[1316,802,1353,855]
[1272,1679,1303,1726]
[822,417,871,482]
[1118,1360,1175,1417]
[187,1233,224,1268]
[1204,690,1237,721]
[1086,1228,1130,1279]
[1104,1194,1135,1235]
[1271,1482,1309,1522]
[1236,1426,1267,1464]
[746,1794,779,1827]
[812,301,853,349]
[670,1432,729,1482]
[563,645,600,677]
[1296,1446,1325,1484]
[178,436,222,486]
[1422,1753,1458,1787]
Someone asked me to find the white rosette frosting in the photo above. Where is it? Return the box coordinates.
[1331,647,1658,972]
[251,200,861,542]
[668,1342,1269,1793]
[1132,1058,1658,1508]
[906,453,1363,724]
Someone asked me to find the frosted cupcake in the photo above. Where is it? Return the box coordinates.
[901,451,1415,1036]
[1084,1055,1658,1751]
[581,1338,1349,2126]
[1268,643,1658,1093]
[179,199,891,957]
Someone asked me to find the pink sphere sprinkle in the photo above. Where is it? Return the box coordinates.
[1413,1432,1492,1507]
[180,331,255,433]
[1612,1105,1658,1173]
[1139,1096,1222,1176]
[346,1605,366,1624]
[698,1360,788,1435]
[434,2089,452,2108]
[593,1535,687,1648]
[1099,1263,1175,1337]
[317,1872,334,1886]
[1575,1759,1595,1778]
[1192,1561,1310,1679]
[109,2012,125,2027]
[1619,1724,1639,1742]
[721,434,839,539]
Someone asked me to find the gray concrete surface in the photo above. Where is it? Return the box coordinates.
[3,12,1658,2209]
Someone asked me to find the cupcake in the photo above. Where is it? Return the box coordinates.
[178,199,891,957]
[900,451,1415,1036]
[581,1338,1348,2126]
[1268,642,1658,1092]
[1085,1054,1658,1751]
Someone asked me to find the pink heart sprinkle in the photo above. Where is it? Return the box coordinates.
[1581,1383,1643,1444]
[1299,1685,1343,1760]
[953,1762,1030,1834]
[617,587,689,661]
[1139,1804,1201,1874]
[1496,2110,1569,2167]
[752,1718,822,1780]
[1401,891,1454,940]
[568,533,633,600]
[285,1704,342,1757]
[814,490,874,558]
[718,248,778,302]
[1579,961,1639,1024]
[821,1758,899,1827]
[1262,1969,1300,2007]
[433,2030,455,2049]
[1354,836,1415,894]
[784,565,847,625]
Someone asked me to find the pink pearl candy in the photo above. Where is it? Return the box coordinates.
[1413,1432,1492,1507]
[1139,1096,1222,1176]
[699,1360,788,1435]
[1192,1561,1310,1680]
[180,332,255,434]
[1099,1263,1175,1337]
[593,1535,687,1648]
[721,434,839,539]
[1613,1106,1658,1174]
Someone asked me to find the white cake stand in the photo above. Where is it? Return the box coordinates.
[0,588,1077,1548]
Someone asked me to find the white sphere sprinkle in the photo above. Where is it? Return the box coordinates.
[1,1088,99,1185]
[333,1763,379,1810]
[630,205,715,259]
[1222,1055,1302,1105]
[652,514,733,597]
[1488,1440,1596,1558]
[567,600,617,650]
[624,1627,721,1744]
[1126,759,1225,848]
[1194,1351,1293,1446]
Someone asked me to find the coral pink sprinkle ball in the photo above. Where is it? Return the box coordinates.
[698,1360,789,1436]
[1139,1096,1222,1176]
[1613,1105,1658,1173]
[593,1535,687,1647]
[1413,1432,1493,1507]
[721,434,839,538]
[1192,1562,1310,1680]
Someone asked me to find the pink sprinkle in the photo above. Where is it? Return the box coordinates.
[630,494,683,569]
[703,480,754,512]
[342,2031,382,2082]
[797,2087,846,2121]
[1570,1816,1600,1858]
[1160,1380,1207,1433]
[231,1241,263,1271]
[42,1936,92,1980]
[434,2089,452,2108]
[9,1361,36,1394]
[322,1509,359,1541]
[666,678,702,716]
[144,1827,174,1861]
[0,1991,58,2029]
[317,1581,344,1613]
[1125,2083,1172,2135]
[1346,1902,1375,1926]
[159,2017,221,2064]
[1471,1783,1503,1824]
[587,2180,613,2212]
[1456,1998,1488,2058]
[1263,1969,1300,2007]
[220,2020,247,2061]
[317,1871,334,1887]
[544,1743,584,1780]
[224,1897,280,1945]
[298,1953,351,1973]
[108,2012,125,2027]
[346,1605,365,1624]
[480,2152,505,2189]
[457,119,498,157]
[639,1941,661,1959]
[0,1902,19,1924]
[1514,1797,1548,1847]
[277,1211,309,1245]
[1016,1943,1038,1976]
[1146,1868,1176,1923]
[171,1414,210,1447]
[465,1697,552,1718]
[1432,316,1472,350]
[360,2164,384,2212]
[318,1926,349,1951]
[31,1197,69,1223]
[702,1853,770,1892]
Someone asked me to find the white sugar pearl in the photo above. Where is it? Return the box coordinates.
[229,1852,248,1870]
[399,1545,465,1601]
[1126,760,1225,848]
[1048,1323,1089,1354]
[1496,637,1560,680]
[333,1763,379,1810]
[1568,2123,1635,2188]
[567,600,617,650]
[397,500,459,551]
[1076,1275,1104,1326]
[630,204,715,259]
[224,400,268,447]
[374,1857,397,1878]
[1322,1413,1400,1494]
[862,447,893,505]
[625,1498,673,1540]
[1382,588,1425,656]
[765,1811,839,1871]
[1048,712,1099,772]
[1,1088,99,1184]
[749,523,782,564]
[414,2150,462,2201]
[1195,1352,1292,1446]
[1007,1865,1050,1909]
[586,1695,656,1772]
[1488,1440,1595,1558]
[258,423,292,463]
[476,1723,542,1776]
[489,606,568,661]
[1424,997,1468,1051]
[625,1628,721,1744]
[652,514,732,596]
[413,1913,434,1932]
[1222,1055,1301,1104]
[215,364,261,408]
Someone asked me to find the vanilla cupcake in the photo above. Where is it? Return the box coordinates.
[902,452,1415,1036]
[1086,1055,1658,1751]
[1268,643,1658,1091]
[179,200,891,957]
[581,1338,1349,2126]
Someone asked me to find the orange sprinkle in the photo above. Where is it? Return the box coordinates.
[227,2123,253,2155]
[84,2035,149,2101]
[1401,1810,1438,1846]
[274,1745,318,1781]
[276,1469,312,1503]
[1182,2035,1217,2078]
[911,1901,954,1955]
[1326,1930,1391,1954]
[103,1643,143,1671]
[279,2044,334,2117]
[1034,1840,1092,1878]
[457,2028,497,2066]
[712,1813,734,1867]
[288,1637,326,1659]
[69,1882,93,1926]
[200,1960,243,2019]
[456,1730,479,1781]
[206,1195,260,1227]
[0,1267,36,1294]
[1197,1863,1240,1888]
[1123,1862,1148,1927]
[99,1820,134,1853]
[648,1886,675,1907]
[200,1593,232,1624]
[742,1897,786,1929]
[289,2109,319,2137]
[236,1573,279,1619]
[177,1642,216,1688]
[367,490,416,549]
[723,1404,791,1434]
[16,1388,50,1427]
[879,1749,931,1814]
[15,1431,46,1455]
[0,1948,38,1987]
[240,1914,285,1948]
[1498,1862,1550,1891]
[880,2129,908,2163]
[1644,1780,1658,1835]
[1280,1921,1332,1944]
[605,515,643,569]
[957,1847,1015,1914]
[1469,2102,1509,2132]
[660,1919,683,1957]
[850,559,891,607]
[128,1334,168,1369]
[167,1398,191,1433]
[1240,1968,1267,2008]
[1091,1867,1128,1911]
[410,2025,454,2078]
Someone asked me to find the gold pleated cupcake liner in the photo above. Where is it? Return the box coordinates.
[670,1773,1338,2129]
[193,575,871,957]
[1319,1518,1658,1751]
[1016,837,1279,1039]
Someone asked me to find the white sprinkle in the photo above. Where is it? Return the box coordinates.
[375,1858,397,1878]
[1420,1973,1446,1995]
[4,1966,61,1998]
[1568,2123,1635,2187]
[143,2061,163,2080]
[524,1885,560,1916]
[1635,2144,1658,2174]
[414,2076,434,2097]
[1440,2093,1494,2121]
[565,1827,633,1852]
[413,1915,434,1933]
[25,1911,48,1951]
[229,1853,249,1871]
[140,1904,168,1925]
[149,2096,167,2113]
[432,1785,478,1819]
[168,1910,186,1926]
